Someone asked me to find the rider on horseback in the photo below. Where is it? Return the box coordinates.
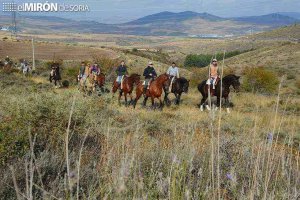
[90,63,100,75]
[143,61,157,95]
[207,59,219,90]
[90,62,100,82]
[78,62,86,81]
[4,56,11,65]
[115,60,128,89]
[167,62,180,92]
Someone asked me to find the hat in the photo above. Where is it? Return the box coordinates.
[212,59,217,62]
[148,61,153,65]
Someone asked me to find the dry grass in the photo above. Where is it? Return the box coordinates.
[0,71,299,199]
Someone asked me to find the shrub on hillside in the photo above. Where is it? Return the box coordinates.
[92,55,120,73]
[242,67,279,94]
[184,50,253,68]
[62,80,70,88]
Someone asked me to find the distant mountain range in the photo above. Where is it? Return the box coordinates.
[0,11,299,37]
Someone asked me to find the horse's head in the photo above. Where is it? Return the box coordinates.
[129,73,141,85]
[96,73,106,87]
[181,78,190,93]
[161,73,170,82]
[226,74,241,92]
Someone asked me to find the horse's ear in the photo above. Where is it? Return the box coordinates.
[236,76,241,79]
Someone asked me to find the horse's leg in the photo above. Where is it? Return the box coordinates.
[225,97,230,113]
[164,92,171,107]
[200,96,208,111]
[124,92,128,106]
[205,95,211,111]
[133,87,142,109]
[159,96,164,110]
[129,92,133,105]
[150,96,155,110]
[143,96,148,107]
[118,91,122,105]
[176,93,182,105]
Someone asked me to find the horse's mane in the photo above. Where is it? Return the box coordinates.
[129,73,140,77]
[178,77,188,82]
[224,74,236,78]
[221,74,240,86]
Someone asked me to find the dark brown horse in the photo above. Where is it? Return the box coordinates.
[49,62,61,87]
[112,73,141,106]
[198,74,240,113]
[163,77,190,106]
[133,73,170,109]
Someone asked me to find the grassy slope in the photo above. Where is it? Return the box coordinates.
[0,70,299,199]
[0,26,299,199]
[249,24,300,40]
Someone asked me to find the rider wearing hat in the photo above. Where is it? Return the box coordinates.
[207,58,219,89]
[143,61,157,94]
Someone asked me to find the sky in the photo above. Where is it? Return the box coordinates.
[1,0,300,23]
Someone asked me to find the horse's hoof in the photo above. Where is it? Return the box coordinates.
[206,105,211,111]
[200,105,204,111]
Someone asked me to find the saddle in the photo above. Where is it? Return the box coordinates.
[207,77,220,96]
[143,79,153,91]
[214,77,220,86]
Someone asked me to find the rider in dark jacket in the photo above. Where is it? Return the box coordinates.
[143,62,157,93]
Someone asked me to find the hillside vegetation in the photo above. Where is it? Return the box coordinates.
[0,69,299,199]
[0,25,299,199]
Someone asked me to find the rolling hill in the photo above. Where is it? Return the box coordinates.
[0,12,299,36]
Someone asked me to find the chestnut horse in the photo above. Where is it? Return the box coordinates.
[95,73,106,88]
[112,73,141,106]
[133,73,169,109]
[94,73,108,94]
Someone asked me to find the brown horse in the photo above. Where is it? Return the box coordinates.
[133,73,169,109]
[112,73,141,106]
[94,73,110,95]
[95,73,106,87]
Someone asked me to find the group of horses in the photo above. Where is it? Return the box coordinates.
[0,60,31,76]
[109,73,241,111]
[47,62,240,111]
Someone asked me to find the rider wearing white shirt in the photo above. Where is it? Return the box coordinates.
[167,62,180,92]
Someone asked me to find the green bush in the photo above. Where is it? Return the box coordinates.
[242,67,279,94]
[132,48,138,52]
[62,80,70,88]
[184,50,253,68]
